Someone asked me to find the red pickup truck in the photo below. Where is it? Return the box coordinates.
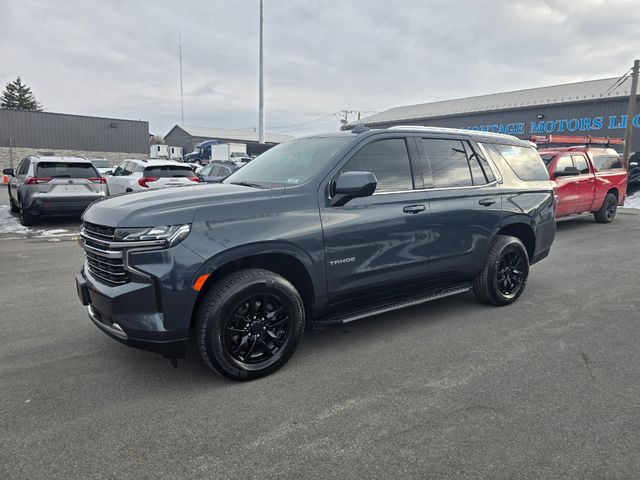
[534,137,628,223]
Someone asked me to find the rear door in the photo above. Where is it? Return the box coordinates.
[320,135,431,305]
[419,137,502,276]
[550,155,579,216]
[572,154,595,213]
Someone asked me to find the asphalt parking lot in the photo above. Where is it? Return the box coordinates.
[1,197,640,479]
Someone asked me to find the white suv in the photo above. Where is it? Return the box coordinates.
[107,159,199,195]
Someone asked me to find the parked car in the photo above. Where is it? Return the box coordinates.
[197,160,242,183]
[76,126,556,381]
[3,156,107,226]
[106,159,200,195]
[538,145,627,223]
[88,158,113,176]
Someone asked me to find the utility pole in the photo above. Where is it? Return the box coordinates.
[179,34,184,125]
[338,109,354,126]
[622,59,639,169]
[258,0,265,144]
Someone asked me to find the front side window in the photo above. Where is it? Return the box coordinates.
[491,144,549,181]
[423,138,473,188]
[572,155,590,174]
[554,156,574,173]
[17,159,29,176]
[341,138,413,192]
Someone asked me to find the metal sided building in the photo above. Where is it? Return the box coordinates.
[0,109,149,168]
[164,125,294,157]
[351,77,640,152]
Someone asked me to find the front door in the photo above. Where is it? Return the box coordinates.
[551,155,579,216]
[320,136,430,306]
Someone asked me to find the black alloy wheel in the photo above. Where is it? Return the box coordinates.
[223,293,293,367]
[495,250,526,298]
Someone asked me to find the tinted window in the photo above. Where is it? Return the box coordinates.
[144,165,195,178]
[423,138,472,188]
[555,156,573,173]
[200,164,214,176]
[36,162,99,178]
[17,159,29,175]
[592,155,622,171]
[341,138,413,192]
[492,144,549,181]
[225,137,350,187]
[121,162,134,176]
[463,142,492,185]
[572,155,590,174]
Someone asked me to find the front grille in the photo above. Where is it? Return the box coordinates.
[80,222,130,286]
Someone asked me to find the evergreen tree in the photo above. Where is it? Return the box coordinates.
[0,77,43,111]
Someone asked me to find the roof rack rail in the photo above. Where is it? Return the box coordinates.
[387,125,517,140]
[530,134,624,147]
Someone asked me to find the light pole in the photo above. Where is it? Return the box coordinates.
[258,0,265,144]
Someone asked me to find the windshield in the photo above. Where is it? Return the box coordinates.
[90,159,111,168]
[224,137,350,187]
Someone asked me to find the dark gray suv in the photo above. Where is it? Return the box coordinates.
[76,126,556,380]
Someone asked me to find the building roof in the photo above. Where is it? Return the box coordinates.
[166,125,294,144]
[354,76,633,126]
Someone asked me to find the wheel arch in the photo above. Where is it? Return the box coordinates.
[190,242,323,327]
[495,221,536,261]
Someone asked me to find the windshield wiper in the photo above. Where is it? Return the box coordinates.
[229,181,266,189]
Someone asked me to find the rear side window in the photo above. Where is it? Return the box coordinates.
[341,138,413,192]
[36,162,98,178]
[144,165,195,178]
[422,138,473,188]
[592,155,622,171]
[488,144,549,181]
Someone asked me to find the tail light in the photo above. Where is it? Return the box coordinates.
[25,177,52,184]
[189,177,200,182]
[138,176,159,188]
[87,177,107,184]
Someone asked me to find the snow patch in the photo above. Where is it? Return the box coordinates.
[623,191,640,209]
[0,205,30,234]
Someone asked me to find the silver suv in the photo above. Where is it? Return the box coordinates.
[4,156,108,226]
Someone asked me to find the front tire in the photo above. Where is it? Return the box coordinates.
[594,192,617,223]
[196,268,305,381]
[8,189,18,213]
[473,235,530,306]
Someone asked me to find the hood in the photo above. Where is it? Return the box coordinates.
[83,183,283,228]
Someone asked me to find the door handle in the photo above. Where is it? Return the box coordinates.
[403,204,426,214]
[478,198,496,206]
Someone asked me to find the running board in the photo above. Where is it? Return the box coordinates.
[316,284,472,325]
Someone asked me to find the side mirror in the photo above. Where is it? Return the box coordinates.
[554,166,580,177]
[332,171,377,206]
[3,168,14,176]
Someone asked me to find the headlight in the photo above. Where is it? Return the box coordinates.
[114,224,191,246]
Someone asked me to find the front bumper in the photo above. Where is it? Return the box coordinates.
[75,243,204,359]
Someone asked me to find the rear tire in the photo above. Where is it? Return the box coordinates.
[473,235,530,306]
[594,192,617,223]
[18,198,36,226]
[196,268,305,381]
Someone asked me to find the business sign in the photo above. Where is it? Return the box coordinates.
[465,114,640,136]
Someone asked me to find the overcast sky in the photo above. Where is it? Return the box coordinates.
[2,0,640,137]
